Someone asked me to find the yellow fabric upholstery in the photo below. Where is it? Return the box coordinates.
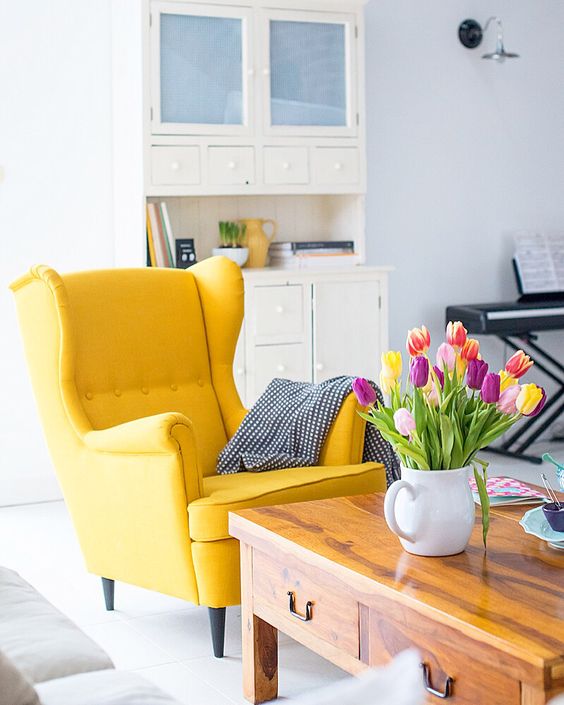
[11,259,385,609]
[190,463,382,542]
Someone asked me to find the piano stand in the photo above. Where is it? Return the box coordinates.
[487,335,564,464]
[446,299,564,465]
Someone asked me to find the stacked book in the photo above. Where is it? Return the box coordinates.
[146,202,175,267]
[468,476,547,507]
[269,241,359,269]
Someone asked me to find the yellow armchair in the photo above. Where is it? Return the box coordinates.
[10,258,385,656]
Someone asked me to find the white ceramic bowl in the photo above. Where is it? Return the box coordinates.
[211,247,249,267]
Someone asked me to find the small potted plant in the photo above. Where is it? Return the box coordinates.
[212,221,248,267]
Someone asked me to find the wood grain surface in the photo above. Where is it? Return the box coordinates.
[230,493,564,676]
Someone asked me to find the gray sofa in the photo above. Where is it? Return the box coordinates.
[0,567,180,705]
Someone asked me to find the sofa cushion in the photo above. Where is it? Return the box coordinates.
[0,650,40,705]
[0,567,113,683]
[188,462,383,541]
[35,669,181,705]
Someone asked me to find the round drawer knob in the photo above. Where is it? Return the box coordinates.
[262,68,270,76]
[170,161,181,171]
[247,68,255,76]
[334,162,342,171]
[275,305,284,314]
[236,367,245,376]
[282,162,291,170]
[276,364,286,372]
[227,161,237,169]
[316,363,324,371]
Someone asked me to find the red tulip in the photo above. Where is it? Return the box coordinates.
[406,326,430,357]
[446,321,467,349]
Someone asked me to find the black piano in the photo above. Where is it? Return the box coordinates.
[447,299,564,336]
[446,298,564,463]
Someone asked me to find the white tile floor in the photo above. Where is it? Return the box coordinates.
[0,441,562,705]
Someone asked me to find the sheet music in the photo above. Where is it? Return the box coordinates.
[513,231,564,294]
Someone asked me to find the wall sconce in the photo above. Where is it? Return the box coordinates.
[458,17,519,62]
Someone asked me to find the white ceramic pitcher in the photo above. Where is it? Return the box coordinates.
[384,465,475,556]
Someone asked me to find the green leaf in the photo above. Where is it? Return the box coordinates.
[450,412,464,468]
[413,388,427,437]
[473,463,490,549]
[439,415,454,468]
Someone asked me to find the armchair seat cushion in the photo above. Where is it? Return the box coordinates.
[188,462,384,542]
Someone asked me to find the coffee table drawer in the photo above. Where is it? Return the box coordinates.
[252,550,359,658]
[369,607,521,705]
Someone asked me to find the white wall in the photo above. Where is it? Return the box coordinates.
[365,1,564,375]
[0,1,114,504]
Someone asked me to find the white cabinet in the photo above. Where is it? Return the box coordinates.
[262,9,357,137]
[141,0,366,196]
[239,267,389,406]
[313,279,381,383]
[150,2,253,136]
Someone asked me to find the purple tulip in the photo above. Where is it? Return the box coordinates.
[409,356,429,388]
[480,373,501,404]
[467,359,489,390]
[352,377,377,406]
[433,365,444,389]
[527,387,547,417]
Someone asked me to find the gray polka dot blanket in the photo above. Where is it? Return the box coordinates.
[216,376,400,487]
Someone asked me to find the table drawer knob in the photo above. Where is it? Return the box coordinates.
[287,591,312,622]
[421,663,453,699]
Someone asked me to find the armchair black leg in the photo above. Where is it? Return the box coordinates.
[208,607,226,658]
[101,578,115,611]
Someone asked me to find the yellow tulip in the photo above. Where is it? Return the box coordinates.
[379,372,396,395]
[499,369,518,392]
[381,351,402,380]
[515,384,543,416]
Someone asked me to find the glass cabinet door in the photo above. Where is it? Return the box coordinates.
[263,10,356,136]
[151,2,253,135]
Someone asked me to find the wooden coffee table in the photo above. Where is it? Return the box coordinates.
[229,493,564,705]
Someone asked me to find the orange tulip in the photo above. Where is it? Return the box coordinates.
[446,321,467,349]
[505,350,533,379]
[460,338,480,361]
[406,325,430,357]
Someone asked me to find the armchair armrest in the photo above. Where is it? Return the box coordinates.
[83,412,203,502]
[319,392,366,466]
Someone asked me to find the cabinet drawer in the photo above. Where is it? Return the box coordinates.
[208,146,255,185]
[252,344,308,399]
[368,606,521,705]
[252,285,304,343]
[253,550,359,658]
[264,147,309,184]
[151,146,200,185]
[312,147,359,185]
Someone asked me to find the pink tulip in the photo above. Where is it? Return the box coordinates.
[436,343,456,372]
[496,385,521,414]
[393,408,416,437]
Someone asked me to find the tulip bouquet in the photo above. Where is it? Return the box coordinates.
[352,322,546,546]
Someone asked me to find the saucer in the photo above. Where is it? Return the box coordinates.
[520,506,564,549]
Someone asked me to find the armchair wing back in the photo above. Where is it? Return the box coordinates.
[10,258,246,602]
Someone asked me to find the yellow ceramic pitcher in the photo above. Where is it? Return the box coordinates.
[239,218,277,268]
